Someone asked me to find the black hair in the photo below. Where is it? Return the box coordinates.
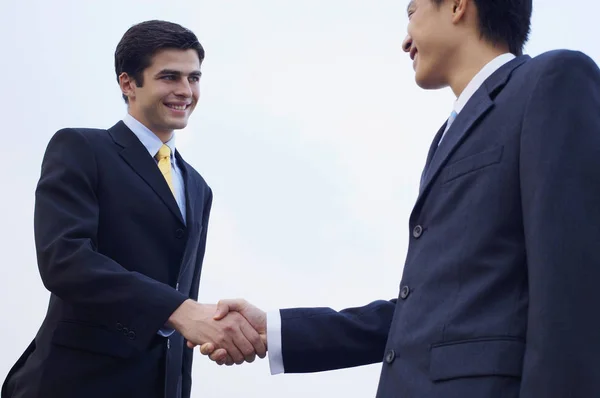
[115,20,204,102]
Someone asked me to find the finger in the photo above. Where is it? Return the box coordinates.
[260,334,268,350]
[229,324,256,364]
[217,332,245,364]
[239,319,266,360]
[214,299,247,320]
[222,343,244,364]
[187,341,195,349]
[225,355,235,366]
[209,348,228,362]
[200,343,215,355]
[213,300,230,320]
[216,354,229,366]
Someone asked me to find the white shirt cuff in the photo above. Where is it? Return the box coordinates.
[267,310,284,375]
[157,326,175,337]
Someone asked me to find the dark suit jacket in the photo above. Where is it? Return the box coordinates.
[1,121,212,398]
[278,50,600,397]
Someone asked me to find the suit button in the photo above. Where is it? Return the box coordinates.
[385,349,396,364]
[400,285,411,299]
[122,327,129,334]
[175,229,185,239]
[128,331,136,340]
[412,225,423,238]
[116,323,123,331]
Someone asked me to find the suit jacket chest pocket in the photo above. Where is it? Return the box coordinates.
[442,146,504,183]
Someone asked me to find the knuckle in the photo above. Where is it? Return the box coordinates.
[216,335,227,346]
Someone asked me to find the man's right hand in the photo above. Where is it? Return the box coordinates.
[198,299,267,366]
[167,299,266,365]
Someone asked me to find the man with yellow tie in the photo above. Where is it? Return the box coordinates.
[1,20,265,398]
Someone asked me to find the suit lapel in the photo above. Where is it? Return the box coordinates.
[176,151,197,228]
[419,122,447,190]
[418,90,494,196]
[174,151,201,280]
[416,55,530,202]
[108,121,185,225]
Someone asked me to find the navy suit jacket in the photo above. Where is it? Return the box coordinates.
[279,50,600,398]
[1,121,212,398]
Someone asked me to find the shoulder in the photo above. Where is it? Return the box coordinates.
[527,49,599,78]
[47,126,111,146]
[44,126,115,157]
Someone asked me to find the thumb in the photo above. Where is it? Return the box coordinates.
[187,341,196,349]
[260,333,268,350]
[213,299,245,320]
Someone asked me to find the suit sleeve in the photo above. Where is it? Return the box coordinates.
[34,128,188,351]
[280,299,396,373]
[519,51,600,397]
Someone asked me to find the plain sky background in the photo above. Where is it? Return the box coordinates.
[0,1,598,396]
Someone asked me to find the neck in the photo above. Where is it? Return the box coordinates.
[154,131,174,144]
[447,41,510,98]
[127,109,174,143]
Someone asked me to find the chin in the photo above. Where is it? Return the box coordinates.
[166,118,190,131]
[415,72,447,91]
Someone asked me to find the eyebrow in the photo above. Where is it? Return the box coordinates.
[406,0,415,15]
[155,69,202,78]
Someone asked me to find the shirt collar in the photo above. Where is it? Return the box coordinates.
[122,113,177,160]
[453,53,516,115]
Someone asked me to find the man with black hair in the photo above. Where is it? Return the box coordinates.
[202,0,600,396]
[1,20,265,398]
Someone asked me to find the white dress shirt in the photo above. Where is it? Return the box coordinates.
[122,113,186,337]
[439,53,516,143]
[266,52,516,375]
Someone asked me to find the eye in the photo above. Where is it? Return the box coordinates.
[189,76,200,83]
[162,75,176,80]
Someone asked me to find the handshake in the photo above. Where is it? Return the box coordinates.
[168,298,267,366]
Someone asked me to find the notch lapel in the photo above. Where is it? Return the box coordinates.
[108,121,185,225]
[418,90,494,197]
[415,55,531,203]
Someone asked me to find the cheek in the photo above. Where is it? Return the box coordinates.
[192,85,200,99]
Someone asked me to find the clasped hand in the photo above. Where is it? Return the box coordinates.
[169,299,266,366]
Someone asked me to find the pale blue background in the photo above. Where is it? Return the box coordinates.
[1,1,598,396]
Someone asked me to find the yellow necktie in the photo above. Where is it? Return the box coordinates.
[156,144,175,196]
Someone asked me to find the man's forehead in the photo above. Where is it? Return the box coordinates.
[151,49,200,65]
[147,49,201,72]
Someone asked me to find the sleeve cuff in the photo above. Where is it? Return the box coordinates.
[157,326,175,337]
[267,309,284,375]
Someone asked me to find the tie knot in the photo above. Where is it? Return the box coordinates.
[156,144,171,161]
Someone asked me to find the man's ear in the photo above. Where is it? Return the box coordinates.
[119,72,136,102]
[451,0,468,23]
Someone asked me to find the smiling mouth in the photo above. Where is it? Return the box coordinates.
[165,104,190,111]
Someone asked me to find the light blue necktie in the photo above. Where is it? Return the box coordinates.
[438,110,458,146]
[447,110,458,129]
[420,110,460,188]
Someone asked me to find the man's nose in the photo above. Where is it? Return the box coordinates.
[402,34,413,53]
[175,79,192,97]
